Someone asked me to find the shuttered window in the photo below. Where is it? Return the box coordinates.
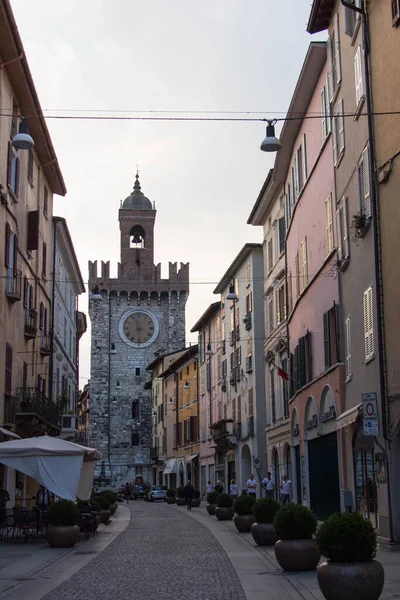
[345,317,352,379]
[42,242,47,277]
[301,238,308,290]
[357,146,371,219]
[43,185,48,216]
[324,312,332,369]
[392,0,400,25]
[325,194,334,254]
[248,388,253,417]
[7,142,20,198]
[5,344,13,394]
[336,197,350,262]
[27,211,39,251]
[28,149,34,184]
[354,45,364,109]
[363,287,374,361]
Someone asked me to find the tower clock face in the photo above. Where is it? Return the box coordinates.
[119,309,159,348]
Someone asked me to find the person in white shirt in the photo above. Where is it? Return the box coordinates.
[229,479,239,499]
[205,480,214,495]
[280,475,292,504]
[261,472,275,498]
[247,474,257,497]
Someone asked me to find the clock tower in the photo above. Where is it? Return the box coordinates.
[88,173,189,486]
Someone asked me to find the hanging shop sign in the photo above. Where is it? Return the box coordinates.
[320,405,336,423]
[362,392,379,437]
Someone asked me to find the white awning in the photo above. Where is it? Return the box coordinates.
[163,458,177,475]
[336,404,362,430]
[184,454,199,464]
[0,427,20,440]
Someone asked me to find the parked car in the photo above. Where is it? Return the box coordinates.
[133,485,146,500]
[146,485,167,502]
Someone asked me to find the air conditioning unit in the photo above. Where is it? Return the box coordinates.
[254,457,261,468]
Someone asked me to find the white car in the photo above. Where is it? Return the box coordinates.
[147,485,167,502]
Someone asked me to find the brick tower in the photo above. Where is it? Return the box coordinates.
[88,173,189,486]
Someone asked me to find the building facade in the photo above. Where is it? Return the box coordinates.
[88,173,189,488]
[77,381,90,446]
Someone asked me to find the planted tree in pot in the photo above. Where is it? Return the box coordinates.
[273,503,320,571]
[191,489,201,508]
[233,494,256,532]
[206,491,219,515]
[97,495,111,523]
[215,493,234,521]
[46,500,80,548]
[251,497,280,545]
[315,512,384,600]
[176,487,186,506]
[166,489,176,504]
[100,491,117,515]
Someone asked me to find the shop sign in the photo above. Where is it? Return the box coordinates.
[305,415,318,430]
[363,419,379,437]
[362,393,379,437]
[320,406,336,423]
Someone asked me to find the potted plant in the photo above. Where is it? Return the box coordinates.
[273,503,320,571]
[251,497,280,544]
[233,494,256,532]
[46,500,80,548]
[315,512,384,600]
[100,491,117,515]
[215,493,234,521]
[166,489,176,504]
[206,491,219,515]
[175,487,186,506]
[191,489,201,508]
[97,495,111,523]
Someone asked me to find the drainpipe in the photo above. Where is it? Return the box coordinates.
[341,0,394,541]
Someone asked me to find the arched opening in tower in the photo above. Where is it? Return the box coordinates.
[130,225,146,249]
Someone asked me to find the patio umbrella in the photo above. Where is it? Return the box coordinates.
[0,435,102,501]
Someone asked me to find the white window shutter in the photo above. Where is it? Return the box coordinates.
[303,133,307,182]
[338,99,345,154]
[363,146,371,218]
[345,317,352,379]
[354,46,363,107]
[363,287,374,360]
[326,76,332,133]
[291,168,295,207]
[342,196,350,258]
[294,155,299,198]
[336,206,343,260]
[325,194,333,253]
[334,13,342,86]
[332,112,338,165]
[327,36,334,102]
[321,89,327,140]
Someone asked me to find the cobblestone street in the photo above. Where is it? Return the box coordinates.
[43,502,246,600]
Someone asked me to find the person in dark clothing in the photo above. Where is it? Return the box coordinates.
[184,480,194,511]
[214,480,223,494]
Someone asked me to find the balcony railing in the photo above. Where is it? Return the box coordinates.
[15,387,61,429]
[24,309,38,339]
[6,270,22,303]
[40,332,51,356]
[246,356,253,373]
[243,312,252,330]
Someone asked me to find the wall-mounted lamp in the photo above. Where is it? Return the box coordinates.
[12,118,34,151]
[91,285,103,302]
[226,284,238,302]
[205,344,213,356]
[110,343,117,355]
[260,120,282,153]
[184,380,190,390]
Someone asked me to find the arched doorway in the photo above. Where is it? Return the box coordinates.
[240,444,252,493]
[271,447,280,501]
[353,426,378,527]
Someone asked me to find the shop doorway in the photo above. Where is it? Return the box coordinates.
[353,427,378,528]
[308,432,340,519]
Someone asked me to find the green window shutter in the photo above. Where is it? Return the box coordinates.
[299,336,306,387]
[323,311,331,369]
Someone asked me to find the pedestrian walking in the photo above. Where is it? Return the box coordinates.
[280,475,292,504]
[124,482,130,503]
[205,480,214,495]
[229,479,239,499]
[261,472,275,498]
[247,474,257,498]
[184,480,194,510]
[214,480,223,494]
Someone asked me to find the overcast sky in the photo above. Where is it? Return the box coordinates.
[11,0,322,387]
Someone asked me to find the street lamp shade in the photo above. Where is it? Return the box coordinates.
[260,122,282,153]
[226,284,238,301]
[184,380,190,389]
[12,118,34,151]
[91,286,103,301]
[110,343,117,354]
[205,344,213,356]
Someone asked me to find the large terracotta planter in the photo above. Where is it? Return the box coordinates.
[46,525,80,548]
[207,503,217,515]
[176,498,186,506]
[251,522,278,545]
[99,509,111,524]
[191,499,201,507]
[215,506,234,521]
[317,560,384,600]
[274,538,321,571]
[234,514,255,533]
[166,497,176,504]
[109,503,117,516]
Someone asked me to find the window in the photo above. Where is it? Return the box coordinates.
[5,223,18,294]
[57,302,61,335]
[23,361,28,388]
[392,0,400,26]
[321,76,332,140]
[354,45,364,110]
[132,401,140,420]
[43,186,48,216]
[270,368,276,423]
[276,281,286,325]
[27,211,39,251]
[246,262,251,287]
[131,433,140,446]
[10,101,18,138]
[295,134,307,193]
[292,332,312,392]
[345,317,352,380]
[245,291,252,317]
[5,344,13,394]
[295,251,300,299]
[232,397,236,421]
[325,194,334,254]
[332,99,345,165]
[363,287,374,361]
[7,142,20,198]
[135,368,141,376]
[42,242,47,278]
[327,13,342,100]
[28,150,34,185]
[278,216,285,255]
[336,197,350,263]
[357,146,371,219]
[285,186,292,225]
[248,388,253,418]
[237,395,241,423]
[221,296,225,319]
[288,271,293,314]
[344,0,362,37]
[267,294,274,333]
[323,306,339,369]
[301,238,308,290]
[281,357,289,418]
[268,237,273,272]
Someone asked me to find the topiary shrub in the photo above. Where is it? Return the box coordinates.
[91,500,100,512]
[193,489,201,499]
[47,500,79,526]
[234,494,256,515]
[100,490,117,505]
[253,498,280,523]
[207,491,218,504]
[217,492,233,508]
[166,488,176,498]
[176,487,185,499]
[96,495,110,510]
[316,512,377,562]
[273,503,317,540]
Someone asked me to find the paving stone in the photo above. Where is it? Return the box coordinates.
[42,502,246,600]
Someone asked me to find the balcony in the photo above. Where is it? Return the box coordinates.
[15,387,61,434]
[40,332,51,356]
[220,340,226,355]
[24,309,38,339]
[243,312,252,330]
[210,418,236,452]
[6,270,22,303]
[60,415,79,440]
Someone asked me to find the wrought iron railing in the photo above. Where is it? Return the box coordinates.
[6,269,22,302]
[24,309,38,338]
[15,387,61,428]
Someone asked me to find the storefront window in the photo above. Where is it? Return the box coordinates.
[353,427,378,528]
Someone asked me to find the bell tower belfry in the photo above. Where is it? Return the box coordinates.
[119,173,156,278]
